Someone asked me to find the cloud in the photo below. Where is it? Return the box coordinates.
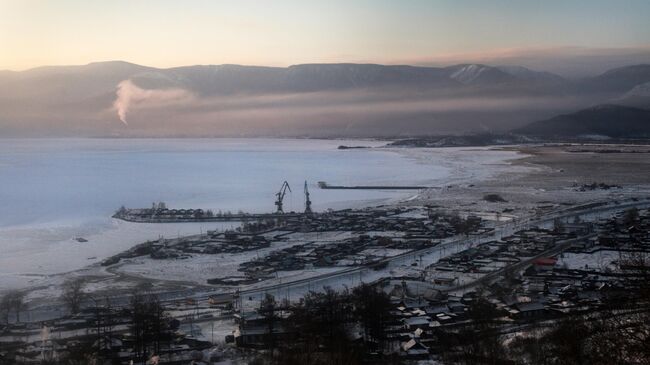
[112,80,192,125]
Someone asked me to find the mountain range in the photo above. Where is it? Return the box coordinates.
[1,61,649,137]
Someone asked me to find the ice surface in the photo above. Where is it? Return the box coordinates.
[0,138,523,290]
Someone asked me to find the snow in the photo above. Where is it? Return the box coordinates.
[0,219,235,289]
[0,138,453,290]
[622,81,650,97]
[0,140,530,302]
[450,64,488,84]
[556,250,620,271]
[472,212,515,222]
[195,319,237,344]
[359,248,410,257]
[112,229,361,285]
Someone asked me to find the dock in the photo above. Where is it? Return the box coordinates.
[113,205,302,223]
[317,181,429,190]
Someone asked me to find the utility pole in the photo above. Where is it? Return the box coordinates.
[88,296,102,363]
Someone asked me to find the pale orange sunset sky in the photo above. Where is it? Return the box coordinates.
[1,0,650,71]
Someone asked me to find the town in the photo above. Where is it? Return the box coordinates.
[5,2,650,364]
[2,193,649,364]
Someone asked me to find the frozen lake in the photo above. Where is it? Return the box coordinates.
[0,138,447,227]
[0,138,521,289]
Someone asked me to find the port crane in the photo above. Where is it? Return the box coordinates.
[304,181,313,215]
[275,181,291,213]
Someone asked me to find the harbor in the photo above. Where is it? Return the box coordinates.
[113,181,312,223]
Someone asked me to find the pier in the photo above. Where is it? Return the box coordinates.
[113,207,302,223]
[114,181,309,223]
[317,181,429,190]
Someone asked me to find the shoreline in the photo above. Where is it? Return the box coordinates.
[10,142,650,307]
[1,145,526,302]
[22,147,531,303]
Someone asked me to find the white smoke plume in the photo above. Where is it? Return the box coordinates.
[113,80,192,125]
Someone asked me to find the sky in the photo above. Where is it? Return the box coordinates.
[1,0,650,71]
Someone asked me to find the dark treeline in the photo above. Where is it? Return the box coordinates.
[250,284,400,365]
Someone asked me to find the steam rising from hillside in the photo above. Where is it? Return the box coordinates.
[113,80,191,125]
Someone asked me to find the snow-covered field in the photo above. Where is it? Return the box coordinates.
[557,250,621,271]
[112,230,352,285]
[0,138,525,291]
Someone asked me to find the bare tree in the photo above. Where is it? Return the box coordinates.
[258,293,279,355]
[623,207,640,226]
[12,291,25,323]
[129,292,172,363]
[0,290,26,323]
[62,278,86,314]
[352,283,392,350]
[0,295,12,324]
[0,294,11,324]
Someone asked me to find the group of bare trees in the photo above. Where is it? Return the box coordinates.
[60,289,174,364]
[61,278,86,314]
[253,284,395,365]
[3,278,176,364]
[0,290,26,324]
[128,292,175,363]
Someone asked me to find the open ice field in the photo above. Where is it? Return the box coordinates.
[0,138,526,290]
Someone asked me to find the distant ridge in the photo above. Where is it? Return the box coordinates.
[577,64,650,93]
[514,104,650,138]
[8,61,650,97]
[3,61,567,95]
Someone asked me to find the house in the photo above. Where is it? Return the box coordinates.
[234,324,294,348]
[401,339,430,359]
[403,316,431,330]
[447,301,467,314]
[208,294,234,308]
[515,302,546,318]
